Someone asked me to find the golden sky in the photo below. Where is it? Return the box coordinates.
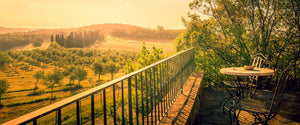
[0,0,197,29]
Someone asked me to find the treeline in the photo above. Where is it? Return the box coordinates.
[111,26,182,40]
[7,43,136,68]
[0,34,44,51]
[52,31,104,48]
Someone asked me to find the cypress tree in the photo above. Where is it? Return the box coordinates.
[51,35,54,42]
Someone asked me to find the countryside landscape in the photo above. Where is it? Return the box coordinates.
[0,0,299,124]
[0,23,181,124]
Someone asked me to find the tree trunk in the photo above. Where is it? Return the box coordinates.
[98,74,101,81]
[69,78,71,85]
[50,87,53,104]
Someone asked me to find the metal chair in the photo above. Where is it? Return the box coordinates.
[231,64,295,125]
[222,53,268,114]
[241,53,268,98]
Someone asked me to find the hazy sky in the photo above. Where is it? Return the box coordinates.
[0,0,195,29]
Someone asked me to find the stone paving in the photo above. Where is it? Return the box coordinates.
[194,87,300,125]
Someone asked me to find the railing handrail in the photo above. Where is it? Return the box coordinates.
[3,48,194,125]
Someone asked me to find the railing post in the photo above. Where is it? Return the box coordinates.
[140,72,144,125]
[76,101,80,125]
[156,65,160,122]
[150,68,153,125]
[33,119,37,125]
[113,85,117,125]
[128,77,133,125]
[180,54,184,94]
[57,109,61,125]
[135,75,139,125]
[121,81,125,125]
[145,70,149,125]
[91,94,95,125]
[159,63,163,117]
[153,67,157,124]
[103,89,107,125]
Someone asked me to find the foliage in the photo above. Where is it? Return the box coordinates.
[0,79,9,105]
[124,59,134,74]
[111,26,182,40]
[43,68,64,102]
[105,61,119,80]
[0,33,45,51]
[92,61,104,81]
[125,42,164,73]
[0,50,10,65]
[33,70,44,89]
[73,66,88,85]
[33,40,42,47]
[63,65,76,84]
[176,0,300,89]
[54,31,104,48]
[7,47,136,68]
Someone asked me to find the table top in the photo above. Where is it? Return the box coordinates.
[220,67,274,76]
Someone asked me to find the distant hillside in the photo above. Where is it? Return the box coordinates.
[0,24,183,51]
[75,24,143,33]
[0,27,34,34]
[1,24,183,35]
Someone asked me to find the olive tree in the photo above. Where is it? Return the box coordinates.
[33,70,44,90]
[44,68,63,103]
[74,66,87,85]
[92,62,104,82]
[105,61,119,80]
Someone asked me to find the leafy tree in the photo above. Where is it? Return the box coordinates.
[137,42,152,67]
[0,79,9,105]
[63,65,76,84]
[124,59,134,74]
[105,61,119,80]
[124,42,164,73]
[137,42,163,68]
[33,70,44,89]
[0,50,9,65]
[176,0,299,88]
[44,68,64,103]
[73,66,87,85]
[92,61,104,81]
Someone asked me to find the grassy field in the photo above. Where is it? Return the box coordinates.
[90,35,175,53]
[0,62,127,123]
[0,37,175,124]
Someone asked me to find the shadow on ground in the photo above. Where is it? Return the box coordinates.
[194,87,300,125]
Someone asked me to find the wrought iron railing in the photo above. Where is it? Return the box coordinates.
[3,48,195,125]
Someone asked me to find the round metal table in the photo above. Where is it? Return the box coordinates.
[220,67,274,77]
[220,67,275,99]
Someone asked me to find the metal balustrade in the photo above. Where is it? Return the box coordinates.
[3,48,195,125]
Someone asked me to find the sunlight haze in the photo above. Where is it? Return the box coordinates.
[0,0,193,29]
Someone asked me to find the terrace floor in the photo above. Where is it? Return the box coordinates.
[194,87,300,125]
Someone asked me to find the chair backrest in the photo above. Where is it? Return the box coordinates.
[250,53,267,68]
[269,64,295,113]
[249,53,267,81]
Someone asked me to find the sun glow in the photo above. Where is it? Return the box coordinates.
[0,0,193,29]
